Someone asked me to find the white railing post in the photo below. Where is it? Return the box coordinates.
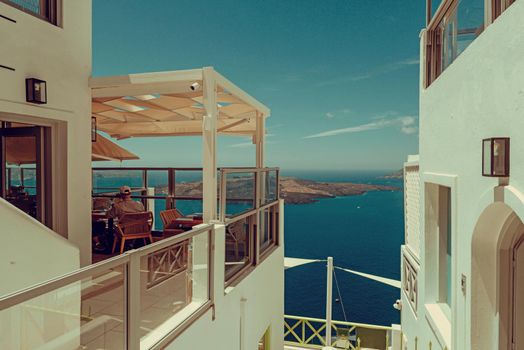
[147,187,155,227]
[127,253,141,350]
[326,256,333,346]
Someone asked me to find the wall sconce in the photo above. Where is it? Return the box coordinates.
[25,78,47,104]
[91,117,97,142]
[482,137,510,177]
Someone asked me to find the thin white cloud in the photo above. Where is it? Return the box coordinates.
[303,115,418,139]
[317,56,420,86]
[324,108,351,119]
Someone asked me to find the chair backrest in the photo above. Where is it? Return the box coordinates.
[118,212,153,236]
[160,208,183,226]
[226,220,247,242]
[92,197,112,211]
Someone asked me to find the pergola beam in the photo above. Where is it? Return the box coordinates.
[202,67,218,222]
[213,70,271,117]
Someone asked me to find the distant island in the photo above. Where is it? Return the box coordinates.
[381,169,403,179]
[158,176,400,205]
[279,177,399,204]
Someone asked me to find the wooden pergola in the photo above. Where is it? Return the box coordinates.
[89,67,270,222]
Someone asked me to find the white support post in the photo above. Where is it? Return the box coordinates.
[127,254,141,350]
[147,187,155,228]
[202,67,218,222]
[255,112,265,169]
[326,256,334,347]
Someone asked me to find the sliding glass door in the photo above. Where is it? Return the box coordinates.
[0,123,52,226]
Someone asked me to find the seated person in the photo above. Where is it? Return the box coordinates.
[109,185,145,220]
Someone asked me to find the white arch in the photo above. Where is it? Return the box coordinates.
[470,186,524,350]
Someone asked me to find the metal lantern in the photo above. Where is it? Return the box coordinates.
[25,78,47,104]
[482,137,510,177]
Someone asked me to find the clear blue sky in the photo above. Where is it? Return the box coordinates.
[93,0,424,171]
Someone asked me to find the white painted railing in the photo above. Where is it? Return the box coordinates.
[0,224,214,350]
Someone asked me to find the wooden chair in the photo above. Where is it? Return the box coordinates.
[225,220,247,260]
[112,212,154,254]
[159,208,185,238]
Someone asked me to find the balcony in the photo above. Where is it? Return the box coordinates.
[0,68,285,349]
[284,315,394,350]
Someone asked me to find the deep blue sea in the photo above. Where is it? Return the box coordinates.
[282,170,403,326]
[93,169,404,326]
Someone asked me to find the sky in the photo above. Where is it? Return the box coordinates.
[93,0,425,171]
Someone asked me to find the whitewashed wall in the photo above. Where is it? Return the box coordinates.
[165,202,285,350]
[402,2,524,350]
[0,1,92,266]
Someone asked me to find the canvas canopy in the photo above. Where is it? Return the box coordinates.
[5,133,138,165]
[92,133,139,162]
[90,68,270,140]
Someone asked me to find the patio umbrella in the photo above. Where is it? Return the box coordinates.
[4,133,139,165]
[92,133,139,162]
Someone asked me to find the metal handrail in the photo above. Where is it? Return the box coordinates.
[284,314,392,350]
[0,224,213,311]
[284,315,393,331]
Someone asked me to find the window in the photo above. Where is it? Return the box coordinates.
[425,0,484,86]
[2,0,59,25]
[438,186,452,308]
[492,0,516,21]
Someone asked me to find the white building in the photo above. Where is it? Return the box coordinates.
[401,1,524,350]
[0,1,284,349]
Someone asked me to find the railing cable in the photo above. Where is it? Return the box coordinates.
[333,267,348,322]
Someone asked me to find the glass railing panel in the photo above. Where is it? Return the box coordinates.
[261,169,278,206]
[173,170,203,218]
[174,170,203,198]
[146,170,169,197]
[259,202,279,255]
[223,172,256,218]
[174,199,203,218]
[225,214,255,283]
[92,169,144,195]
[0,265,126,350]
[139,230,209,345]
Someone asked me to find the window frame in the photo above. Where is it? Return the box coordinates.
[424,0,519,87]
[0,0,60,25]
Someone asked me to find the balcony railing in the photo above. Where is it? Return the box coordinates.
[284,315,392,350]
[92,167,280,230]
[219,168,280,286]
[0,224,214,350]
[402,247,419,315]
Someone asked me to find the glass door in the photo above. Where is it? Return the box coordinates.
[0,123,51,226]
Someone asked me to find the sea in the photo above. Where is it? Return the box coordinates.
[282,170,403,327]
[93,169,404,326]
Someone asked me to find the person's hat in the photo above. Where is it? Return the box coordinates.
[119,185,131,195]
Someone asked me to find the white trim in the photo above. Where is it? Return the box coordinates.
[425,303,452,349]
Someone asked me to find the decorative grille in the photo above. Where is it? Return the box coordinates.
[404,165,420,258]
